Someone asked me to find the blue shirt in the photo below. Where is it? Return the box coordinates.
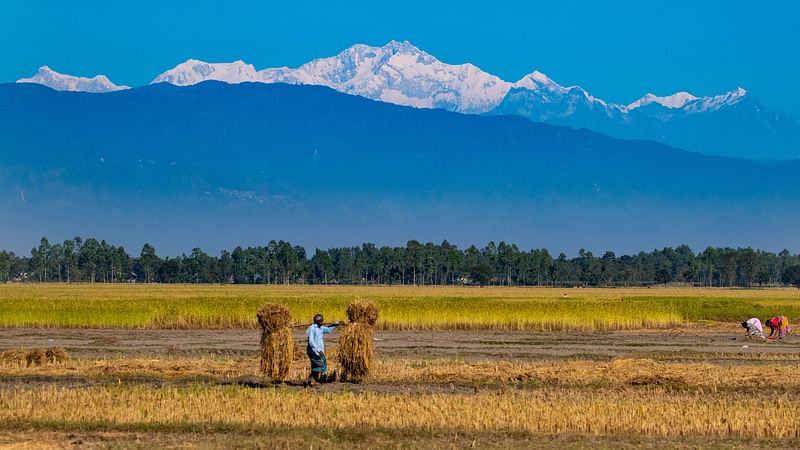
[306,323,336,355]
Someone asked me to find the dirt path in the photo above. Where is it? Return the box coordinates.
[1,327,796,360]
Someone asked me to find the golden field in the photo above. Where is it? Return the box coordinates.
[2,355,800,391]
[1,284,799,448]
[1,385,797,439]
[1,284,799,330]
[1,354,799,445]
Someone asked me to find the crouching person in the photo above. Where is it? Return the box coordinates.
[306,313,340,387]
[765,316,791,340]
[741,318,765,340]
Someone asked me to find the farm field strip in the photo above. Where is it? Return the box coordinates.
[1,430,796,450]
[1,385,797,439]
[2,285,799,330]
[2,356,799,392]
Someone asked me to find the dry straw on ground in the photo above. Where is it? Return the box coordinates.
[0,348,68,367]
[3,385,798,439]
[338,300,379,382]
[256,304,294,381]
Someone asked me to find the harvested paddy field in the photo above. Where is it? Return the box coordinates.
[1,285,798,448]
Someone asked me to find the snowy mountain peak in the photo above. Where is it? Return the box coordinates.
[513,70,566,93]
[16,66,129,93]
[145,42,753,117]
[283,40,511,113]
[148,41,511,113]
[382,39,423,54]
[511,70,610,108]
[627,92,699,110]
[151,59,259,85]
[683,87,748,113]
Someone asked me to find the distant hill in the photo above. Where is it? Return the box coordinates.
[1,81,799,254]
[490,84,800,160]
[18,40,800,160]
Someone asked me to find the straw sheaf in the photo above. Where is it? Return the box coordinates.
[256,304,292,332]
[346,300,379,325]
[0,348,69,367]
[338,323,374,383]
[256,303,294,381]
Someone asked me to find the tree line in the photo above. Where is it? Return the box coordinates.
[2,237,800,287]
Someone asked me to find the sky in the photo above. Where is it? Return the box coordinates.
[2,0,799,116]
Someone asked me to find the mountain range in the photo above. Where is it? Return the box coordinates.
[17,66,130,93]
[16,40,800,160]
[2,81,799,254]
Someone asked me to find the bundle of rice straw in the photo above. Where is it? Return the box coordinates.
[0,348,69,367]
[44,348,69,364]
[256,304,294,381]
[0,349,29,367]
[339,300,379,383]
[346,300,379,325]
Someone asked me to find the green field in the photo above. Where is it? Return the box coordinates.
[1,284,797,330]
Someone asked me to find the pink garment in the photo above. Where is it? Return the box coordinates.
[746,318,763,333]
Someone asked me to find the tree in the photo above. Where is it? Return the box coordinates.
[219,250,233,283]
[720,250,737,287]
[469,261,494,286]
[139,243,158,283]
[62,238,76,282]
[655,267,672,286]
[738,248,758,287]
[600,251,617,286]
[782,266,800,288]
[4,236,800,289]
[30,237,51,282]
[0,251,11,282]
[79,238,101,282]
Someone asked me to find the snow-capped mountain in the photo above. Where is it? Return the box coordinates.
[151,59,260,85]
[627,92,698,110]
[289,40,511,113]
[20,41,800,159]
[682,87,748,113]
[147,41,757,118]
[500,71,748,121]
[512,70,611,109]
[16,66,129,93]
[499,70,626,125]
[152,41,511,114]
[490,78,799,159]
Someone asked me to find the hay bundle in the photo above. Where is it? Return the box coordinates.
[0,349,28,367]
[346,300,379,325]
[44,347,69,364]
[339,300,379,383]
[25,348,46,366]
[256,304,294,381]
[0,348,69,367]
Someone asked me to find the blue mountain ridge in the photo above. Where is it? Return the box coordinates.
[1,81,798,255]
[490,87,800,161]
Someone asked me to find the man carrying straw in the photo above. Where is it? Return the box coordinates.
[306,314,340,387]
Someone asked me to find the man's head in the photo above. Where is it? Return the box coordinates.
[741,321,748,329]
[314,314,324,325]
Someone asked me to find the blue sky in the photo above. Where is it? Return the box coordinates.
[2,0,799,116]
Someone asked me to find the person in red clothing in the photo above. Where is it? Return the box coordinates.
[765,316,790,340]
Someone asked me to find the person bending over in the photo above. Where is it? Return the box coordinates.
[765,316,790,340]
[306,313,339,386]
[741,318,765,339]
